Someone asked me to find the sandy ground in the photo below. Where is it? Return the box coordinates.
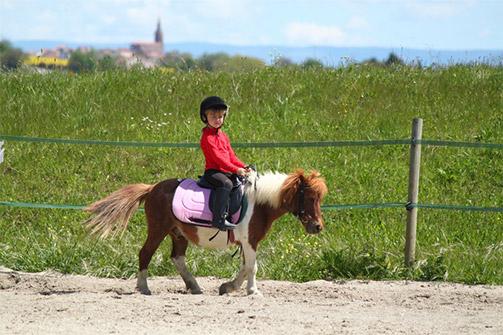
[0,267,502,335]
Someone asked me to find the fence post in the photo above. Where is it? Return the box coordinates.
[0,141,4,164]
[405,118,423,266]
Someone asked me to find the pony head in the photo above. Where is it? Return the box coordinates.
[280,169,328,234]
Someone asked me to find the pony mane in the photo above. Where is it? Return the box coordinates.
[248,171,288,208]
[249,169,327,209]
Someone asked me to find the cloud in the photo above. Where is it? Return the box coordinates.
[285,22,345,46]
[479,28,491,39]
[405,0,476,18]
[191,0,253,20]
[160,0,260,44]
[101,14,118,26]
[126,3,160,24]
[347,16,369,30]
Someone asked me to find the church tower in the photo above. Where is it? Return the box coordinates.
[155,19,163,44]
[130,19,165,59]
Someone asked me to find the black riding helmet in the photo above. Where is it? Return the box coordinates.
[200,96,228,123]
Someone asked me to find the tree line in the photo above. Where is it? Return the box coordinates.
[1,38,409,73]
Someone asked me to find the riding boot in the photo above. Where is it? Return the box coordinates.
[211,187,237,231]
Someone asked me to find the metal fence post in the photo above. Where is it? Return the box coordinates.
[405,118,423,266]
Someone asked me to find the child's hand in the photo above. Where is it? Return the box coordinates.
[236,168,247,176]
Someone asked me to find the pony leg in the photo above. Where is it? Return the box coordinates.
[171,235,202,294]
[136,228,169,295]
[218,248,247,295]
[244,246,261,296]
[218,243,261,296]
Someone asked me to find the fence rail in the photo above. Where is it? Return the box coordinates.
[1,134,503,149]
[1,121,503,265]
[3,200,503,212]
[2,133,502,214]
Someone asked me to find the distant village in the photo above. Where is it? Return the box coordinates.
[2,20,416,72]
[26,20,166,69]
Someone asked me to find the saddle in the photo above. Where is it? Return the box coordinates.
[172,176,247,227]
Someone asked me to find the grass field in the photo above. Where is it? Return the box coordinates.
[0,65,502,284]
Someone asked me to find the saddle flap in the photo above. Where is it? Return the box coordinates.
[172,179,242,226]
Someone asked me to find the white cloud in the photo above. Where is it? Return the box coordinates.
[347,16,369,30]
[405,0,476,18]
[479,28,491,39]
[101,14,118,25]
[285,22,345,46]
[126,4,159,24]
[192,0,253,20]
[2,0,15,10]
[160,0,260,44]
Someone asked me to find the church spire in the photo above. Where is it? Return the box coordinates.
[155,18,163,44]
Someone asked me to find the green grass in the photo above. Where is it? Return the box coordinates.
[0,65,502,285]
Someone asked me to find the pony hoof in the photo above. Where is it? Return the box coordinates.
[219,283,232,295]
[190,289,203,295]
[247,289,263,297]
[136,286,152,295]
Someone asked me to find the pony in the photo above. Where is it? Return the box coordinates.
[84,169,328,296]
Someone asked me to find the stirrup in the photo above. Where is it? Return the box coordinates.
[212,220,237,231]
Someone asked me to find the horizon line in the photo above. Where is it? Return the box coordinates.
[9,39,503,53]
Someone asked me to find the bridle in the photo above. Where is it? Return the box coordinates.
[293,180,307,221]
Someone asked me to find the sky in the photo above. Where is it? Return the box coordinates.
[0,0,502,50]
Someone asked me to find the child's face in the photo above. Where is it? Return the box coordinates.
[205,108,226,128]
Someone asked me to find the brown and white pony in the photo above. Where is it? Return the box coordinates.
[84,169,328,296]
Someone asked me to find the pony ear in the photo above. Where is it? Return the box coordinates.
[293,168,306,182]
[306,170,328,197]
[296,169,323,184]
[307,170,323,182]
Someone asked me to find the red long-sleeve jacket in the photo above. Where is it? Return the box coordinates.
[200,127,245,174]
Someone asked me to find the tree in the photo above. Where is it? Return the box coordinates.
[161,51,196,71]
[97,55,119,71]
[301,58,324,69]
[360,57,383,67]
[272,56,294,68]
[385,52,404,66]
[68,50,97,73]
[0,40,13,53]
[0,48,24,70]
[197,52,230,71]
[222,55,265,72]
[0,39,24,70]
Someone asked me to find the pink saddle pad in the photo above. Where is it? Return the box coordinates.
[172,179,241,226]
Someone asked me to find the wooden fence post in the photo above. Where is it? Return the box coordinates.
[405,118,423,266]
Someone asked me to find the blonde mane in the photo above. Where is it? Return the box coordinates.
[247,171,288,208]
[247,169,327,209]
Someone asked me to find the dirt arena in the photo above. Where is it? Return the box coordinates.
[0,267,501,334]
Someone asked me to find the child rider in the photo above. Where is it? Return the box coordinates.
[199,96,249,231]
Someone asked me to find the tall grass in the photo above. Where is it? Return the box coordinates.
[0,65,502,284]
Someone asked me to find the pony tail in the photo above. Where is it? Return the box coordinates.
[84,183,154,239]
